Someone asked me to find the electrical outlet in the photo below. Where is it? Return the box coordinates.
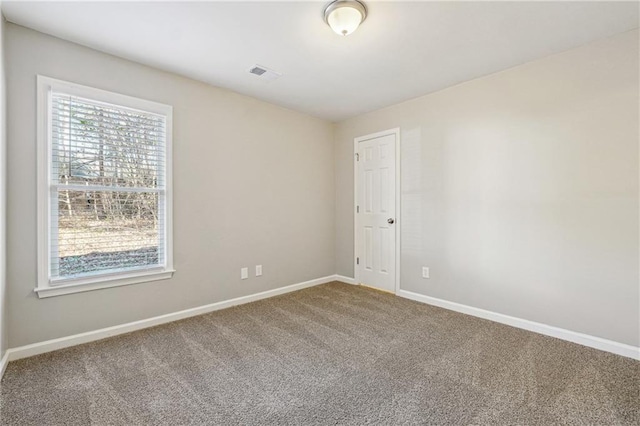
[422,267,430,279]
[256,265,263,277]
[241,267,249,280]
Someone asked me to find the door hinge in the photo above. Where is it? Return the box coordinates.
[357,205,359,213]
[355,153,359,161]
[356,257,359,265]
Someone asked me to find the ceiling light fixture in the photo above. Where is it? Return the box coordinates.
[323,0,367,36]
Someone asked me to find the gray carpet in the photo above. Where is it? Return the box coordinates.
[1,282,638,425]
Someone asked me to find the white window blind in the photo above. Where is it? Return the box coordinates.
[36,76,173,297]
[50,93,167,281]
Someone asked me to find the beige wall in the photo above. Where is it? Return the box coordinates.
[6,24,335,347]
[0,12,6,357]
[335,30,639,346]
[4,23,639,350]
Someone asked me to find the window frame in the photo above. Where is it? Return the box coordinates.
[36,75,174,298]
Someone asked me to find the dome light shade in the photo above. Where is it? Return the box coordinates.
[324,0,367,36]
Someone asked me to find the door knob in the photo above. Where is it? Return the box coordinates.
[388,218,395,224]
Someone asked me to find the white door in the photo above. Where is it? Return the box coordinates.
[356,132,396,293]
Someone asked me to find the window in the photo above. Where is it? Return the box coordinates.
[36,76,173,298]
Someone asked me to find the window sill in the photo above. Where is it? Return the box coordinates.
[35,269,175,298]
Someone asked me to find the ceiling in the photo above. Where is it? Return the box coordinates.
[3,1,638,122]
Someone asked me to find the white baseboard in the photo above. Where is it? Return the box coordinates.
[0,350,8,379]
[4,275,339,367]
[398,289,640,361]
[335,275,357,285]
[6,277,633,384]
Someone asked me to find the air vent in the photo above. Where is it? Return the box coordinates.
[249,67,267,76]
[248,64,282,82]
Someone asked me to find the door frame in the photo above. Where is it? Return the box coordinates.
[353,128,401,295]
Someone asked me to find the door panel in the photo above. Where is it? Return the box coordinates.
[356,133,396,293]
